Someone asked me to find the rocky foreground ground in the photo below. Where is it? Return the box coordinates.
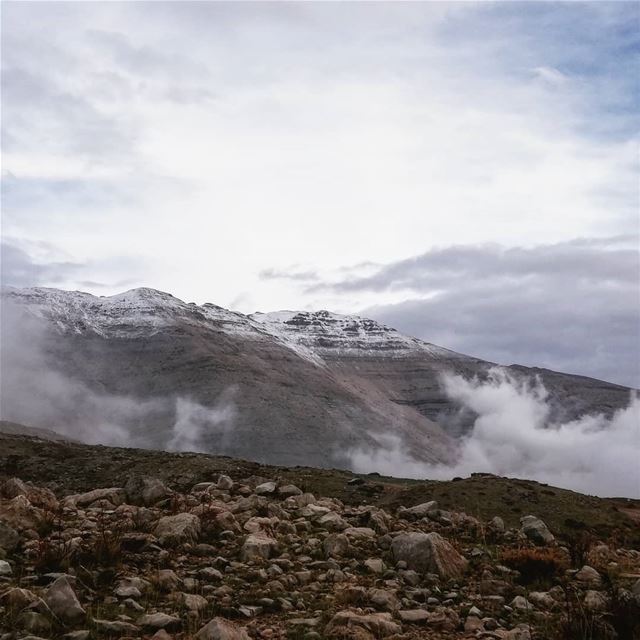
[1,439,640,639]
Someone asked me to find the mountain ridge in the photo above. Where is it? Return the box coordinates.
[1,285,633,471]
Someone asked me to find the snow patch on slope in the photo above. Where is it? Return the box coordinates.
[250,309,465,360]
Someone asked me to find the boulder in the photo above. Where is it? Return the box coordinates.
[254,482,277,496]
[67,487,126,508]
[575,565,602,586]
[1,587,39,611]
[520,515,554,545]
[1,478,58,510]
[217,475,234,491]
[0,495,46,531]
[241,532,278,562]
[323,533,350,558]
[125,476,172,506]
[137,613,181,630]
[391,531,468,579]
[278,484,302,497]
[44,576,85,623]
[0,559,12,575]
[318,512,348,531]
[195,617,250,640]
[368,588,399,611]
[325,611,401,637]
[398,609,430,623]
[399,501,438,519]
[154,513,201,546]
[0,521,19,551]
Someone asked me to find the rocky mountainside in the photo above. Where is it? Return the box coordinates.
[0,432,639,640]
[0,286,632,469]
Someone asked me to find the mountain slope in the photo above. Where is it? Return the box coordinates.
[0,286,632,469]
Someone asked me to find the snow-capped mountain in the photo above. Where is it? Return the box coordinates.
[1,286,632,468]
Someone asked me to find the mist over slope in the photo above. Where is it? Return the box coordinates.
[0,286,636,496]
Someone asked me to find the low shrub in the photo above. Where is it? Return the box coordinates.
[501,546,569,586]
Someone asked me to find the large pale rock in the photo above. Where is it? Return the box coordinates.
[1,587,39,611]
[398,609,430,623]
[195,617,250,640]
[399,501,438,519]
[125,476,172,506]
[520,515,554,545]
[217,475,234,491]
[1,478,58,510]
[318,511,348,531]
[0,495,46,530]
[44,576,86,623]
[240,532,278,562]
[154,513,201,546]
[325,611,401,637]
[137,613,181,630]
[254,482,277,496]
[67,488,126,508]
[0,559,12,575]
[391,531,468,579]
[323,533,350,558]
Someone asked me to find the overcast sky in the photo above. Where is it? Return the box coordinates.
[2,2,639,387]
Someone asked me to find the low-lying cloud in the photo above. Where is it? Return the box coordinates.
[0,301,238,452]
[349,369,640,498]
[167,390,238,453]
[284,237,639,388]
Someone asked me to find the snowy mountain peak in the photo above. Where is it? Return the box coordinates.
[3,286,464,362]
[250,308,460,360]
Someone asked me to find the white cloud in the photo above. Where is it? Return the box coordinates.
[349,369,640,498]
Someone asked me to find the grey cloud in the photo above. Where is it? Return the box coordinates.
[1,241,149,292]
[1,243,84,288]
[308,237,639,294]
[311,238,639,388]
[1,65,135,160]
